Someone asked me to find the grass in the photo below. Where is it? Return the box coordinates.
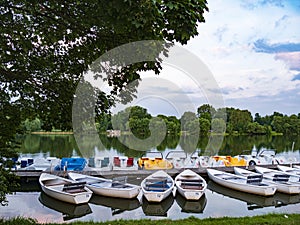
[1,214,299,225]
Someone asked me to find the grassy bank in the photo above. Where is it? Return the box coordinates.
[1,214,299,225]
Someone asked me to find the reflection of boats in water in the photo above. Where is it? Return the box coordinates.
[175,192,207,213]
[89,195,140,215]
[208,180,276,209]
[274,192,300,207]
[208,180,300,210]
[38,192,92,221]
[142,194,174,217]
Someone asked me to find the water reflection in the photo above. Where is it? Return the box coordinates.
[89,195,140,215]
[207,180,300,210]
[175,192,207,213]
[38,192,92,221]
[141,194,174,217]
[16,134,300,158]
[274,192,300,206]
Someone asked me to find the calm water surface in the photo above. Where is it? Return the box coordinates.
[1,180,300,223]
[1,134,300,222]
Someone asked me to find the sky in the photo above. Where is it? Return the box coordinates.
[103,0,300,118]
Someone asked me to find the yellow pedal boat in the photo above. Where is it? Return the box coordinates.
[210,155,247,167]
[138,151,173,170]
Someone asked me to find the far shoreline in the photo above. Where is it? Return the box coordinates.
[31,131,73,135]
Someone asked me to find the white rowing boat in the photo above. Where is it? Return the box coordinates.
[141,170,174,202]
[68,172,140,199]
[175,169,207,200]
[255,166,300,194]
[277,165,300,177]
[207,168,276,196]
[39,173,92,205]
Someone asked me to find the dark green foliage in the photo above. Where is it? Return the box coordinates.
[197,104,216,121]
[1,0,209,130]
[0,0,209,204]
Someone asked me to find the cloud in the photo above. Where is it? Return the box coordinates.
[225,88,300,116]
[127,0,300,116]
[213,26,228,42]
[275,15,289,27]
[253,39,300,53]
[275,51,300,71]
[240,0,285,10]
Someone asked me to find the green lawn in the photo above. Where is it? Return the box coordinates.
[1,214,299,225]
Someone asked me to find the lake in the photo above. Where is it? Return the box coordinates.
[1,179,300,223]
[15,133,300,159]
[1,134,300,222]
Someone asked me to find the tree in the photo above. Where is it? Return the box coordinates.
[254,113,262,124]
[228,109,252,133]
[157,115,180,134]
[199,117,210,135]
[1,1,208,127]
[271,116,284,133]
[211,118,226,133]
[0,1,209,204]
[0,102,20,205]
[197,104,216,121]
[246,122,267,135]
[180,111,198,132]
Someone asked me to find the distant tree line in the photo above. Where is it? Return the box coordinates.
[21,104,300,136]
[94,104,300,136]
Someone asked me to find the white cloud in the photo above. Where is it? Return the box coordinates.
[103,0,300,116]
[177,0,300,114]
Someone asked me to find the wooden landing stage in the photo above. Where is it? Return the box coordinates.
[14,164,298,182]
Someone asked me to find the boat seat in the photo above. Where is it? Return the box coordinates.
[178,179,203,183]
[88,158,95,167]
[274,174,290,178]
[43,179,70,186]
[179,179,203,190]
[101,157,110,167]
[127,157,134,167]
[273,174,290,182]
[246,175,263,184]
[145,178,169,191]
[114,157,121,167]
[111,176,128,188]
[62,182,86,193]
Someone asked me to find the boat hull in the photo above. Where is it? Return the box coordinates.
[175,169,207,200]
[68,172,140,199]
[141,170,174,202]
[177,188,204,200]
[39,173,92,205]
[143,189,173,202]
[207,169,276,196]
[255,166,300,194]
[87,184,140,199]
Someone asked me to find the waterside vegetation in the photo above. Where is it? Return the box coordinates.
[22,104,300,137]
[1,214,299,225]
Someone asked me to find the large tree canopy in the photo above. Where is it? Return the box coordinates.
[1,0,208,130]
[0,0,208,204]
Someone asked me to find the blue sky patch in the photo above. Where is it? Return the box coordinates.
[292,73,300,81]
[253,39,300,53]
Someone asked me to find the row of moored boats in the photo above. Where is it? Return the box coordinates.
[39,165,300,205]
[15,148,300,172]
[39,169,206,205]
[208,165,300,196]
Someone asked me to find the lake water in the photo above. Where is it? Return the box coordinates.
[1,179,300,223]
[15,134,300,159]
[1,134,300,222]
